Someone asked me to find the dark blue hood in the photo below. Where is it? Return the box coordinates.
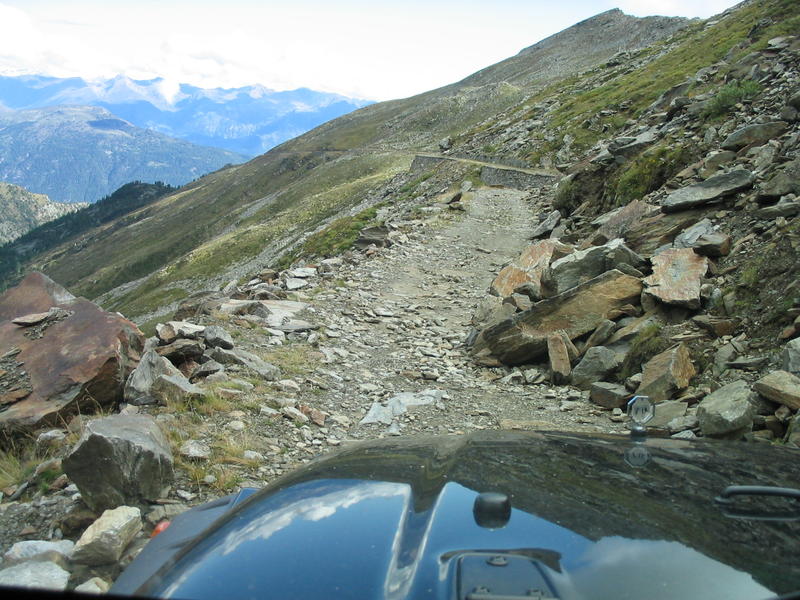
[116,431,800,599]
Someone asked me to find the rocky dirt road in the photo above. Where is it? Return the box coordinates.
[294,186,626,444]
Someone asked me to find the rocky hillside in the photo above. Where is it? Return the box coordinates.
[0,106,246,204]
[0,183,87,245]
[0,1,800,593]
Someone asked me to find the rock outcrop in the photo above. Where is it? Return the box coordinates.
[473,270,642,364]
[0,273,143,432]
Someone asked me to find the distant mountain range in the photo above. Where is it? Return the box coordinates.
[0,75,373,157]
[0,105,246,203]
[0,181,87,244]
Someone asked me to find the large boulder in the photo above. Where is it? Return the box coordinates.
[0,273,143,432]
[636,343,695,402]
[63,414,174,512]
[473,270,642,365]
[643,248,708,309]
[697,380,757,436]
[660,170,755,213]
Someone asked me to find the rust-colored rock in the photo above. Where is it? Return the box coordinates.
[0,273,143,432]
[490,240,572,298]
[473,270,643,365]
[643,248,708,309]
[636,343,696,402]
[547,333,572,384]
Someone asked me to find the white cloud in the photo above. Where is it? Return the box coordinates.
[0,1,741,100]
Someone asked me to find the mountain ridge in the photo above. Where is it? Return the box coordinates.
[0,104,246,203]
[0,74,373,156]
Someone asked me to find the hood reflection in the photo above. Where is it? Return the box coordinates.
[219,481,409,556]
[571,537,773,600]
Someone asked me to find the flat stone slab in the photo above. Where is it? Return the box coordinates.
[3,540,74,564]
[661,169,754,213]
[474,270,642,365]
[644,248,708,309]
[721,121,788,151]
[11,311,51,326]
[753,370,800,410]
[0,560,70,590]
[208,347,280,380]
[360,389,446,425]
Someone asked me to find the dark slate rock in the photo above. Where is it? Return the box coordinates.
[204,325,234,350]
[589,382,630,408]
[661,170,755,213]
[571,346,623,390]
[63,414,174,512]
[720,121,788,151]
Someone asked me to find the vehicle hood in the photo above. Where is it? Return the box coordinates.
[126,431,800,599]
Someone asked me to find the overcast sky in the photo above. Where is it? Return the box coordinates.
[0,1,740,101]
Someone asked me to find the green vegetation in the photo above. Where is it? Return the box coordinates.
[552,176,578,212]
[105,153,407,317]
[701,80,762,119]
[0,438,57,494]
[257,344,316,378]
[620,322,669,380]
[277,203,384,269]
[612,143,696,206]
